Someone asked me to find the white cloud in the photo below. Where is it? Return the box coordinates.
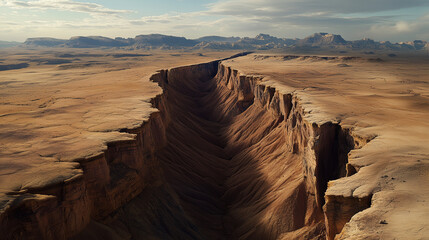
[129,13,190,25]
[206,0,429,16]
[395,21,412,32]
[1,0,134,16]
[369,13,429,40]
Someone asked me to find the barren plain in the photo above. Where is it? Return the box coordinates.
[0,48,428,240]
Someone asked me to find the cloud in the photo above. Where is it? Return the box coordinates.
[130,13,191,25]
[1,0,133,16]
[369,13,429,40]
[0,0,428,42]
[206,0,429,16]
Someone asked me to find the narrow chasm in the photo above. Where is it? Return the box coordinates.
[70,61,367,240]
[147,61,353,240]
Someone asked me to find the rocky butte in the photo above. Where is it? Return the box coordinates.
[0,39,428,240]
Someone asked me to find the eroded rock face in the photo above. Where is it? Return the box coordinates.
[324,194,372,240]
[1,60,368,239]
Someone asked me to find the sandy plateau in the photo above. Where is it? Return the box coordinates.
[0,49,428,240]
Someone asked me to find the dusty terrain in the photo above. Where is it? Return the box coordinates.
[0,48,428,240]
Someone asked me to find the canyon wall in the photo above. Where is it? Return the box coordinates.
[0,60,371,239]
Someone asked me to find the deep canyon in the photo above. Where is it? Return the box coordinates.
[1,60,371,239]
[1,51,428,240]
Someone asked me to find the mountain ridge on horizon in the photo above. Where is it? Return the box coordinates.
[2,32,428,51]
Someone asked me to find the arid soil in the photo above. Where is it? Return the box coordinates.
[0,49,428,240]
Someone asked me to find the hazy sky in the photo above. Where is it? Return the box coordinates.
[1,0,428,42]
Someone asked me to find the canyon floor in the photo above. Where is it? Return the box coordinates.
[0,48,428,240]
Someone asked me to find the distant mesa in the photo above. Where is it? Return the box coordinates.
[407,40,427,50]
[0,40,22,48]
[66,36,128,48]
[17,33,429,51]
[24,37,68,47]
[195,36,240,43]
[298,32,347,46]
[133,34,198,49]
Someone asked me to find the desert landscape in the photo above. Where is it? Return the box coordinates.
[1,42,428,239]
[1,0,429,239]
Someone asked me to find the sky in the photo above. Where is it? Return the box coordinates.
[0,0,428,42]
